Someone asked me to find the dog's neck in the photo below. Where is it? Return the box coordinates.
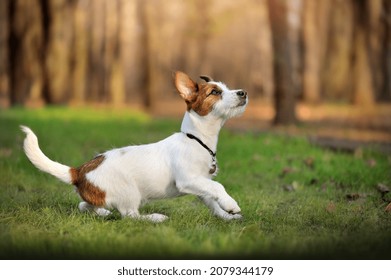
[180,110,226,152]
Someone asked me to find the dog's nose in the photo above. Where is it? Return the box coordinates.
[236,90,247,98]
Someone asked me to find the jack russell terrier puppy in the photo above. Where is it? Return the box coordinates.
[21,71,248,222]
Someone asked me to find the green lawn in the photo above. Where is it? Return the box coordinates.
[0,107,390,259]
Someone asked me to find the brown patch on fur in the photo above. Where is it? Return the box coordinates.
[70,167,78,184]
[174,71,222,116]
[70,155,106,206]
[188,83,222,116]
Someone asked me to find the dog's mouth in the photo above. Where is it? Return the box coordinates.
[236,99,247,107]
[235,97,248,108]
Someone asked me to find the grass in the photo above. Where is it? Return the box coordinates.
[0,106,390,259]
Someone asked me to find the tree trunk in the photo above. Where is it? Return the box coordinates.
[268,0,298,125]
[0,0,10,108]
[322,0,354,102]
[104,0,125,106]
[87,0,105,102]
[380,0,391,101]
[137,0,152,108]
[302,0,330,103]
[44,0,73,104]
[366,0,384,102]
[351,0,375,106]
[70,0,89,105]
[8,0,45,107]
[120,0,144,104]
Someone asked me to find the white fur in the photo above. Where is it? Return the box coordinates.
[21,75,248,223]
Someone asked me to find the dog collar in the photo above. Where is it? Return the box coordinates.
[184,132,217,174]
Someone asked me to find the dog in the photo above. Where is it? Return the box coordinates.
[21,71,248,222]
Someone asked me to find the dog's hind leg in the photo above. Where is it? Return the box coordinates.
[115,186,168,222]
[118,208,168,223]
[78,201,112,217]
[199,196,242,220]
[140,213,169,223]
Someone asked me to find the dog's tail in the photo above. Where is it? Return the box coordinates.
[20,126,73,184]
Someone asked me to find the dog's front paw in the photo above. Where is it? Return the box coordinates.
[220,212,243,221]
[217,196,241,214]
[146,213,169,223]
[230,213,243,220]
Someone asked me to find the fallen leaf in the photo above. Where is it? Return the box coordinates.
[377,183,390,195]
[292,181,301,190]
[385,203,391,212]
[280,167,295,178]
[282,181,301,192]
[282,184,295,192]
[326,202,336,213]
[346,193,365,201]
[303,157,315,169]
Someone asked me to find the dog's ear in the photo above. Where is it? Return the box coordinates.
[200,75,213,83]
[175,71,198,101]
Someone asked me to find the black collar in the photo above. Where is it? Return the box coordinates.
[184,133,216,158]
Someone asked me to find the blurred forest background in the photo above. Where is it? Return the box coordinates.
[0,0,390,125]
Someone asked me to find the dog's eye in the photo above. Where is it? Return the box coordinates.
[210,89,221,95]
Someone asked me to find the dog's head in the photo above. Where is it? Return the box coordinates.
[174,71,248,119]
